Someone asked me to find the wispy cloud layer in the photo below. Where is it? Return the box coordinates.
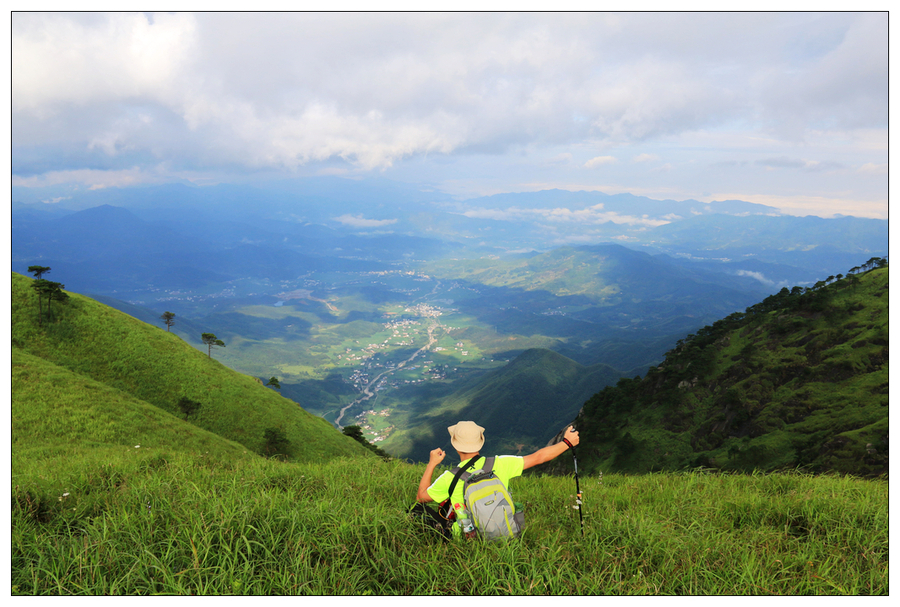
[462,204,671,227]
[11,12,888,218]
[333,214,399,229]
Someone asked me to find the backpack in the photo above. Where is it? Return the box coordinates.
[451,456,524,541]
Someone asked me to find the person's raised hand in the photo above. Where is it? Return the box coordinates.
[565,426,580,447]
[429,448,446,465]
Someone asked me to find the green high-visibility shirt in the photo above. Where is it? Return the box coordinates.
[426,455,524,536]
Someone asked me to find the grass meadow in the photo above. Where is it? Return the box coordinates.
[12,450,888,595]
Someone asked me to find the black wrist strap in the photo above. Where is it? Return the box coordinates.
[563,438,574,450]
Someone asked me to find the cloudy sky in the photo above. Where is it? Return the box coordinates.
[10,11,889,218]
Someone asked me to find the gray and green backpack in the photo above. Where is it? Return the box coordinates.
[450,456,524,541]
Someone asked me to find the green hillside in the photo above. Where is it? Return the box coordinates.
[382,348,622,460]
[565,262,889,476]
[11,272,370,465]
[12,347,260,489]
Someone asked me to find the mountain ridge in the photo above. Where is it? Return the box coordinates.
[545,263,889,477]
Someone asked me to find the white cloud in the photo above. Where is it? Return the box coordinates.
[858,163,887,175]
[583,156,617,169]
[13,12,197,114]
[735,270,774,286]
[11,167,152,189]
[9,12,887,219]
[461,203,670,227]
[333,214,398,228]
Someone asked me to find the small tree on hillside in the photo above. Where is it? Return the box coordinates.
[266,376,281,390]
[47,282,68,319]
[28,265,51,279]
[30,278,68,326]
[342,425,391,459]
[201,333,225,358]
[161,311,176,331]
[30,279,50,326]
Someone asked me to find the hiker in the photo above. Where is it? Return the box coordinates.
[415,420,580,538]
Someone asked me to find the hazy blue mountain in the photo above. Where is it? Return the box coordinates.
[450,189,778,217]
[11,203,395,294]
[13,178,886,275]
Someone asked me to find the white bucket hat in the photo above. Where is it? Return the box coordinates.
[448,421,485,452]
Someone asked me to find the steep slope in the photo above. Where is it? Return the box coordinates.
[12,347,258,475]
[561,262,888,476]
[11,272,370,463]
[383,348,622,461]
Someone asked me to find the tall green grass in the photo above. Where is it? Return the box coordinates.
[12,452,888,595]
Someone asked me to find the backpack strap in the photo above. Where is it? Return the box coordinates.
[464,456,496,483]
[440,457,479,518]
[481,456,495,474]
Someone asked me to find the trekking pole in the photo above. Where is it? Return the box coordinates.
[563,431,584,537]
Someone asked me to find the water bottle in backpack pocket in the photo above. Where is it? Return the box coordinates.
[454,503,477,539]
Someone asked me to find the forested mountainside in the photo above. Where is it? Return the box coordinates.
[546,260,888,477]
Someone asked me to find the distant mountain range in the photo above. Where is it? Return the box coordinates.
[14,177,886,271]
[12,178,888,314]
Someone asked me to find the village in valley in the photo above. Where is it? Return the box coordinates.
[112,267,512,446]
[334,300,484,443]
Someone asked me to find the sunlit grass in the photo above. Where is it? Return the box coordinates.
[12,453,887,595]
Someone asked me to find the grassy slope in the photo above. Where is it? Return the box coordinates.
[12,453,889,595]
[11,347,258,487]
[11,272,370,463]
[571,266,889,476]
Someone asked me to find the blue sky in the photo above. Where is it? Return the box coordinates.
[10,11,889,219]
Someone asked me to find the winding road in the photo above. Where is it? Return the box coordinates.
[334,318,440,428]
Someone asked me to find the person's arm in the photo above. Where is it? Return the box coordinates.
[522,426,579,470]
[416,448,446,502]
